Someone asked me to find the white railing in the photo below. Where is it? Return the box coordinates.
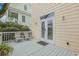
[0,31,32,43]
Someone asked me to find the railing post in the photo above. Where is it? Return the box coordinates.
[0,32,2,44]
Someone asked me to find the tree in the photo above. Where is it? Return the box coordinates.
[0,3,9,18]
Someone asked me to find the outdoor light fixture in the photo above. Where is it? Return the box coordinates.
[62,16,65,21]
[35,22,37,25]
[0,3,9,18]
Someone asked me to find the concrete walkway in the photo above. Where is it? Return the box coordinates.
[9,40,78,56]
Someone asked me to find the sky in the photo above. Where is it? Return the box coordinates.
[0,3,4,11]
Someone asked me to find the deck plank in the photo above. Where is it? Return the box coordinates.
[9,41,77,56]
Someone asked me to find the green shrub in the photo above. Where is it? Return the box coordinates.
[0,43,13,56]
[0,21,6,28]
[21,26,30,31]
[0,22,30,31]
[1,27,20,32]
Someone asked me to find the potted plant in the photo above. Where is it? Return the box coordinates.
[0,43,13,56]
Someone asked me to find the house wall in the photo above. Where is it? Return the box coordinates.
[18,13,32,29]
[10,3,32,14]
[8,3,32,29]
[8,9,32,29]
[32,3,79,52]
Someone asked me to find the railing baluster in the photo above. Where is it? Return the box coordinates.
[1,31,32,43]
[5,33,6,42]
[7,33,9,42]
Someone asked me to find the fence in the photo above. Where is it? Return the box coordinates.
[0,31,32,43]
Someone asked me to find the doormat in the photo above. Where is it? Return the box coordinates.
[37,41,48,46]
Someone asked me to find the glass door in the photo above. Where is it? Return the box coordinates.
[41,12,54,42]
[41,18,53,40]
[41,21,45,38]
[47,19,53,40]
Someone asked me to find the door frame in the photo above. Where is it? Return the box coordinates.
[40,12,56,44]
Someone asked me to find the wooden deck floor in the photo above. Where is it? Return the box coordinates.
[9,40,78,56]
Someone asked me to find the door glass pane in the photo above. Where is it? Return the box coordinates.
[48,20,53,40]
[41,22,45,38]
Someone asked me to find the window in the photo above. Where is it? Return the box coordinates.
[24,5,27,11]
[22,16,25,22]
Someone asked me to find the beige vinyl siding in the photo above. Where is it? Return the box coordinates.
[32,3,79,52]
[55,4,79,52]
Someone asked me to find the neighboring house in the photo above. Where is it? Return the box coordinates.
[0,3,32,29]
[32,4,79,52]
